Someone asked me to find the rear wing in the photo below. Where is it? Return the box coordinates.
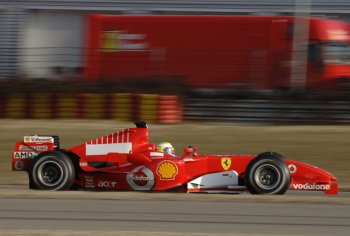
[12,135,57,171]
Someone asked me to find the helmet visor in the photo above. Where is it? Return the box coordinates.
[163,147,175,155]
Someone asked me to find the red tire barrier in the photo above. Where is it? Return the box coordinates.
[130,94,142,121]
[157,95,183,123]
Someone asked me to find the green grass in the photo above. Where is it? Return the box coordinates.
[1,120,349,188]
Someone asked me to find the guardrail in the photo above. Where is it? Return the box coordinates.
[185,98,350,124]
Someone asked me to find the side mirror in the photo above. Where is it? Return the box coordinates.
[183,147,193,154]
[183,146,199,156]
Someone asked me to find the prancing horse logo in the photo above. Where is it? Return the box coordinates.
[221,157,231,170]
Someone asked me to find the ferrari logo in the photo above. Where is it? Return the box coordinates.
[100,31,119,51]
[221,157,231,170]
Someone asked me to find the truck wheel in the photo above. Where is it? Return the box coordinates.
[29,151,75,190]
[245,152,291,195]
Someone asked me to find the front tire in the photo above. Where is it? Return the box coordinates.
[29,151,75,190]
[245,152,291,195]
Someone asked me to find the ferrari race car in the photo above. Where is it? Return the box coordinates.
[12,121,338,195]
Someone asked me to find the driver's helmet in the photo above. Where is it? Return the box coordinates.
[157,142,175,157]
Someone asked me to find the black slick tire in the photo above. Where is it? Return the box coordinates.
[29,151,75,190]
[245,152,291,195]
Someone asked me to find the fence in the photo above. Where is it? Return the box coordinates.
[185,98,350,124]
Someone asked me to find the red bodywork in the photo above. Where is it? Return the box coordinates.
[84,15,350,91]
[12,124,338,194]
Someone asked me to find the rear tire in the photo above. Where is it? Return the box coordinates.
[245,152,291,195]
[28,173,38,189]
[29,151,75,190]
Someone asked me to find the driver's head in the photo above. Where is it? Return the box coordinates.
[157,142,175,157]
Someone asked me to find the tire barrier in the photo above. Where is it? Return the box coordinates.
[84,94,106,119]
[139,94,160,122]
[157,95,183,123]
[110,93,132,121]
[5,93,27,119]
[1,93,183,123]
[56,94,76,119]
[31,93,53,119]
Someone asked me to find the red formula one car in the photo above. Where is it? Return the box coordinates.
[12,121,338,194]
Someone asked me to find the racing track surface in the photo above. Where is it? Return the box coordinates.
[0,187,350,236]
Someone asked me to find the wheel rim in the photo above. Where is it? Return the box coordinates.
[254,164,281,190]
[37,160,64,187]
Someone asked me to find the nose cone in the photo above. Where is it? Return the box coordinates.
[286,159,338,194]
[287,160,336,181]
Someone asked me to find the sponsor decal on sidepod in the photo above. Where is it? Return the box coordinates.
[127,166,155,190]
[293,183,330,191]
[98,181,117,188]
[156,161,178,180]
[84,176,95,188]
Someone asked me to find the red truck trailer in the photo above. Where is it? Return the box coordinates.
[84,15,350,91]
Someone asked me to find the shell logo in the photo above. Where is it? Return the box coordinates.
[156,161,178,180]
[24,137,31,142]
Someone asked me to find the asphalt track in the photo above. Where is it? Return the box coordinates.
[0,186,350,235]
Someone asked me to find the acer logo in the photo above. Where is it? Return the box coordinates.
[97,181,117,188]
